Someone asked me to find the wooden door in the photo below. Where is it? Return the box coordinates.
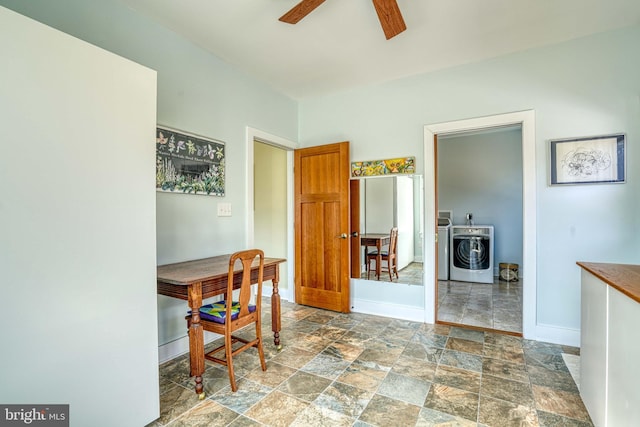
[294,141,351,312]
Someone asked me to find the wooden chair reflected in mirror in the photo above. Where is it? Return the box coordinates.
[186,249,267,392]
[366,227,399,281]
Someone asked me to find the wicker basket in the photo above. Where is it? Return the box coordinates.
[499,263,519,282]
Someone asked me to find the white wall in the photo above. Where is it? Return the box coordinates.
[364,177,394,233]
[396,176,415,270]
[0,0,299,352]
[0,6,158,426]
[438,127,524,271]
[300,25,640,341]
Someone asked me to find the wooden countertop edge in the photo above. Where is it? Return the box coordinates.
[577,262,640,304]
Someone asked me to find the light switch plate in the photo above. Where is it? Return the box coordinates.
[217,202,232,217]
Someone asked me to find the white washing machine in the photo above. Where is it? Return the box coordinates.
[450,225,494,283]
[437,218,451,280]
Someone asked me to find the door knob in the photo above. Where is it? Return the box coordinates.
[351,232,359,237]
[338,233,348,239]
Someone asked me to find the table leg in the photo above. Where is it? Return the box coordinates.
[271,269,282,351]
[187,281,206,399]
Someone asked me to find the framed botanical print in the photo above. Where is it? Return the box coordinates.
[156,126,225,196]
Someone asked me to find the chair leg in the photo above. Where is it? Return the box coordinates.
[256,320,266,371]
[367,258,371,280]
[225,331,237,392]
[388,262,393,281]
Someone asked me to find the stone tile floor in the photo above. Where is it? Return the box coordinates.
[147,298,591,426]
[438,279,523,334]
[359,264,523,335]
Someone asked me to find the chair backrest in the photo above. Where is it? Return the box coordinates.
[389,227,398,257]
[226,249,264,327]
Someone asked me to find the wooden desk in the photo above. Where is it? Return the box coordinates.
[157,254,286,397]
[360,233,390,280]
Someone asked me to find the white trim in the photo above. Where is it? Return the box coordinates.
[285,150,295,301]
[424,110,537,339]
[246,129,256,248]
[534,323,581,347]
[263,283,294,304]
[352,299,426,323]
[245,127,298,300]
[158,331,222,364]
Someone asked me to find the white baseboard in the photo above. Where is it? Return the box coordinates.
[262,284,292,304]
[158,336,189,364]
[352,298,425,323]
[534,323,580,347]
[158,331,222,364]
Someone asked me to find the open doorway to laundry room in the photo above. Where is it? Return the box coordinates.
[424,110,537,339]
[436,126,523,334]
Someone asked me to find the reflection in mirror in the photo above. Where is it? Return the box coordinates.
[355,175,424,285]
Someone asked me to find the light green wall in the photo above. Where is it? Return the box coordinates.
[0,0,298,347]
[300,25,640,332]
[3,0,639,340]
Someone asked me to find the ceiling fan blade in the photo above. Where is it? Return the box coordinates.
[279,0,327,24]
[372,0,406,39]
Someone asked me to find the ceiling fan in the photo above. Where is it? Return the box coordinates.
[279,0,406,40]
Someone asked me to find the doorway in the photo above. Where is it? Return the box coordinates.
[254,141,288,291]
[246,127,297,302]
[424,111,537,339]
[436,126,523,334]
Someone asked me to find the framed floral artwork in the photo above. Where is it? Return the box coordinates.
[156,126,225,196]
[351,156,415,177]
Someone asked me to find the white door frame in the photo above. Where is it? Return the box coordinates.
[423,110,537,339]
[246,127,298,302]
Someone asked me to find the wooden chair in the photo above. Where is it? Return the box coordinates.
[187,249,267,392]
[367,227,399,281]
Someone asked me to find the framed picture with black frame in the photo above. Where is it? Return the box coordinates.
[155,125,226,196]
[549,133,625,186]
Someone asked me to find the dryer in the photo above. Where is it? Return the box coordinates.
[450,225,494,283]
[437,217,451,280]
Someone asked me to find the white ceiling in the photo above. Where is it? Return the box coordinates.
[121,0,640,100]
